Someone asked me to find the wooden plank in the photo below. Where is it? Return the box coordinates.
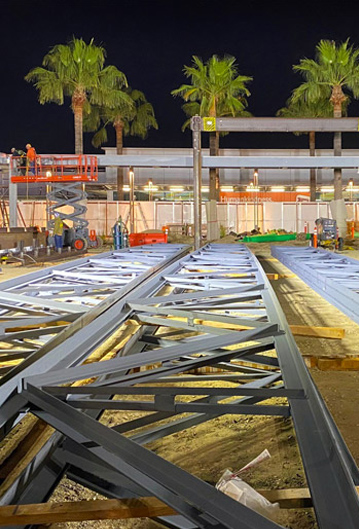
[2,486,359,525]
[267,273,296,280]
[317,358,359,371]
[266,273,279,280]
[0,497,176,525]
[290,325,345,340]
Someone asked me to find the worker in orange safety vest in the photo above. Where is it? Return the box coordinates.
[26,143,37,175]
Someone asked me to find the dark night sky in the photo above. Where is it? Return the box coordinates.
[2,0,359,154]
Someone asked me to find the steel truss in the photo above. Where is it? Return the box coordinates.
[0,244,188,427]
[1,244,359,529]
[272,245,359,324]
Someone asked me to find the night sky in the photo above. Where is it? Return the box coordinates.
[2,0,359,154]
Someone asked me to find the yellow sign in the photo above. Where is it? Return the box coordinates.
[203,117,216,132]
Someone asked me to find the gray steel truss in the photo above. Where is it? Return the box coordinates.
[0,244,189,432]
[0,244,357,529]
[271,245,359,324]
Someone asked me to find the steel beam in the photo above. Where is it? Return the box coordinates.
[271,246,359,324]
[3,244,359,529]
[98,154,359,168]
[214,117,359,132]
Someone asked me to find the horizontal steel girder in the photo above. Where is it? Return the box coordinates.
[98,154,359,168]
[211,117,359,132]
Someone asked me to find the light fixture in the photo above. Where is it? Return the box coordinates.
[320,187,334,192]
[144,185,158,191]
[253,169,259,187]
[271,186,285,192]
[201,186,209,192]
[348,178,354,187]
[296,186,310,192]
[170,186,184,192]
[220,186,234,192]
[246,186,260,192]
[123,185,130,191]
[46,171,52,177]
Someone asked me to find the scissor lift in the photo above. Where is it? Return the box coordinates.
[10,154,101,250]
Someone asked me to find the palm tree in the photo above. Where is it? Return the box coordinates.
[25,37,131,154]
[277,99,335,200]
[85,88,158,199]
[172,55,252,201]
[291,39,359,200]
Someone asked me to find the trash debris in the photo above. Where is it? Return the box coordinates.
[216,450,280,521]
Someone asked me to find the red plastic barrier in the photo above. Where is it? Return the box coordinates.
[129,233,168,247]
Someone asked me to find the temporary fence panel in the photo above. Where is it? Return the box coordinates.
[263,202,283,232]
[13,200,359,235]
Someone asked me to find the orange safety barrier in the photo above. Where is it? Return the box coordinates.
[10,155,98,183]
[129,233,168,247]
[313,226,317,248]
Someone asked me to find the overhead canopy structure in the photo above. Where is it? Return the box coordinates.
[189,116,359,248]
[8,117,359,237]
[203,116,359,132]
[98,154,359,168]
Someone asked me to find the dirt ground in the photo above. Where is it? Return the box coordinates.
[248,240,359,466]
[3,240,359,529]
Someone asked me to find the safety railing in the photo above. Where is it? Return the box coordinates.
[10,154,98,183]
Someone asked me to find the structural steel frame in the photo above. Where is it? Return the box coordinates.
[99,154,359,168]
[190,116,359,249]
[272,245,359,324]
[0,244,189,433]
[1,243,358,529]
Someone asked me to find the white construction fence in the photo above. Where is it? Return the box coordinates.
[16,200,359,235]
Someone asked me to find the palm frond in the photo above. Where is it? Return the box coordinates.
[172,54,252,129]
[92,126,108,148]
[293,39,359,109]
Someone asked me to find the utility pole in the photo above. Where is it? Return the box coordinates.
[191,116,202,250]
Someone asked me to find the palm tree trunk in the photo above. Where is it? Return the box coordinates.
[330,85,345,201]
[309,131,316,201]
[115,122,124,201]
[209,131,220,201]
[333,104,342,200]
[73,104,84,155]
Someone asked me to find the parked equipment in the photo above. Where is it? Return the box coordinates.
[10,154,100,251]
[314,217,343,250]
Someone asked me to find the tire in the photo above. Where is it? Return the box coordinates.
[74,237,88,251]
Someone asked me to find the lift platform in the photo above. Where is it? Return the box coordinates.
[10,155,100,250]
[10,154,98,183]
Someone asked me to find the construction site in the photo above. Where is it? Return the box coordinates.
[0,114,358,529]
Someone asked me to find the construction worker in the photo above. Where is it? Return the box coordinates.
[10,148,26,175]
[26,143,37,175]
[53,213,64,250]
